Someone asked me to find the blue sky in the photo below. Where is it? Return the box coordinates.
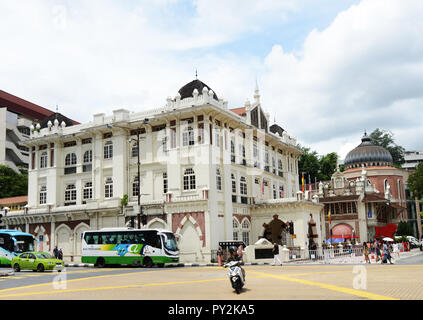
[0,0,421,159]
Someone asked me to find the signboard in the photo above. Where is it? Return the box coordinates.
[291,235,296,239]
[39,235,44,241]
[368,211,372,218]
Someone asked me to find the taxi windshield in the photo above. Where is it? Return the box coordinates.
[36,253,52,259]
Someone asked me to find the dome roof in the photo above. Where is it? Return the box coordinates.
[344,133,393,168]
[178,79,218,100]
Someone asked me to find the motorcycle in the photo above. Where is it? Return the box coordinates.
[224,260,245,294]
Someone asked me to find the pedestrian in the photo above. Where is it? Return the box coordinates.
[420,238,423,251]
[217,246,224,266]
[58,248,63,260]
[272,243,282,266]
[53,246,59,259]
[374,240,381,263]
[382,241,393,264]
[363,242,370,264]
[392,242,400,259]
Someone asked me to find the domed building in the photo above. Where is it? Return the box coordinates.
[315,133,408,243]
[344,133,393,170]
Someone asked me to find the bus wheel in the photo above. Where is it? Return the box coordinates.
[13,264,20,272]
[96,257,106,268]
[142,257,153,268]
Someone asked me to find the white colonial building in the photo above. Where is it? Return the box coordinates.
[2,79,324,262]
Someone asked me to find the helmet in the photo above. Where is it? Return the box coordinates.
[229,246,237,253]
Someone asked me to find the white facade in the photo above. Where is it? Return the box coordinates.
[3,81,324,262]
[0,108,31,172]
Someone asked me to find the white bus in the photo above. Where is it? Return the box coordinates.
[81,228,179,267]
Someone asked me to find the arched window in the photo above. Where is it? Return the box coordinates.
[183,168,196,190]
[83,150,92,163]
[397,180,402,200]
[241,219,250,246]
[233,219,240,241]
[40,152,48,169]
[182,127,194,146]
[65,153,77,166]
[384,179,389,193]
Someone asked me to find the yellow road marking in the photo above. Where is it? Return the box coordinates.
[248,270,398,300]
[0,275,265,298]
[0,267,206,294]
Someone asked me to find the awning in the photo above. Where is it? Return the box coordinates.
[375,223,397,239]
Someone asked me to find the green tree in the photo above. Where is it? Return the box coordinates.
[298,146,320,185]
[0,165,28,198]
[396,221,413,236]
[407,163,423,200]
[369,128,405,167]
[318,152,338,181]
[298,146,339,184]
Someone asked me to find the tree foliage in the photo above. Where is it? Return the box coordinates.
[396,221,414,237]
[298,146,339,184]
[0,165,28,198]
[407,163,423,200]
[369,128,405,167]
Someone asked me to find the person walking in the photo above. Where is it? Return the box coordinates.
[393,242,400,260]
[58,248,63,260]
[363,242,370,264]
[272,243,282,266]
[383,241,393,264]
[217,246,224,266]
[374,240,381,263]
[53,246,59,259]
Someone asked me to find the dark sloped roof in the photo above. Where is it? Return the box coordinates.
[178,79,218,100]
[40,113,78,129]
[0,89,54,121]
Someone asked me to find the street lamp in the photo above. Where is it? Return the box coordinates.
[108,119,149,229]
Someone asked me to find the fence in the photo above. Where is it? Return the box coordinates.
[306,247,364,263]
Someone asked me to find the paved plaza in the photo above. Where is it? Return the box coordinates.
[0,252,422,300]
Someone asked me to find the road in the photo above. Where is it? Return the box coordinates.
[0,253,422,301]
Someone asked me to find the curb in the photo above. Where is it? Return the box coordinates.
[64,262,272,268]
[0,271,14,277]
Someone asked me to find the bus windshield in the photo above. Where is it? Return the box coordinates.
[162,233,178,252]
[13,235,35,253]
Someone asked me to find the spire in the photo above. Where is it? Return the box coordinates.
[254,78,260,104]
[195,69,198,80]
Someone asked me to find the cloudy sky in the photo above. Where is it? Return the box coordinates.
[1,0,422,159]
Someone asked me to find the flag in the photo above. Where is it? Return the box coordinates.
[280,186,284,198]
[301,173,305,193]
[262,180,265,195]
[328,209,331,224]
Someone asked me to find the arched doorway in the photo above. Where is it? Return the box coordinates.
[331,223,353,239]
[178,220,202,263]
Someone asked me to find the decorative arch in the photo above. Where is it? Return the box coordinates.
[74,222,90,259]
[176,214,203,239]
[147,218,167,230]
[55,224,73,258]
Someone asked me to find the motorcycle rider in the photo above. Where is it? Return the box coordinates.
[226,246,246,280]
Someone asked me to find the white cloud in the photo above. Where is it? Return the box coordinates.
[261,0,423,155]
[0,0,421,157]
